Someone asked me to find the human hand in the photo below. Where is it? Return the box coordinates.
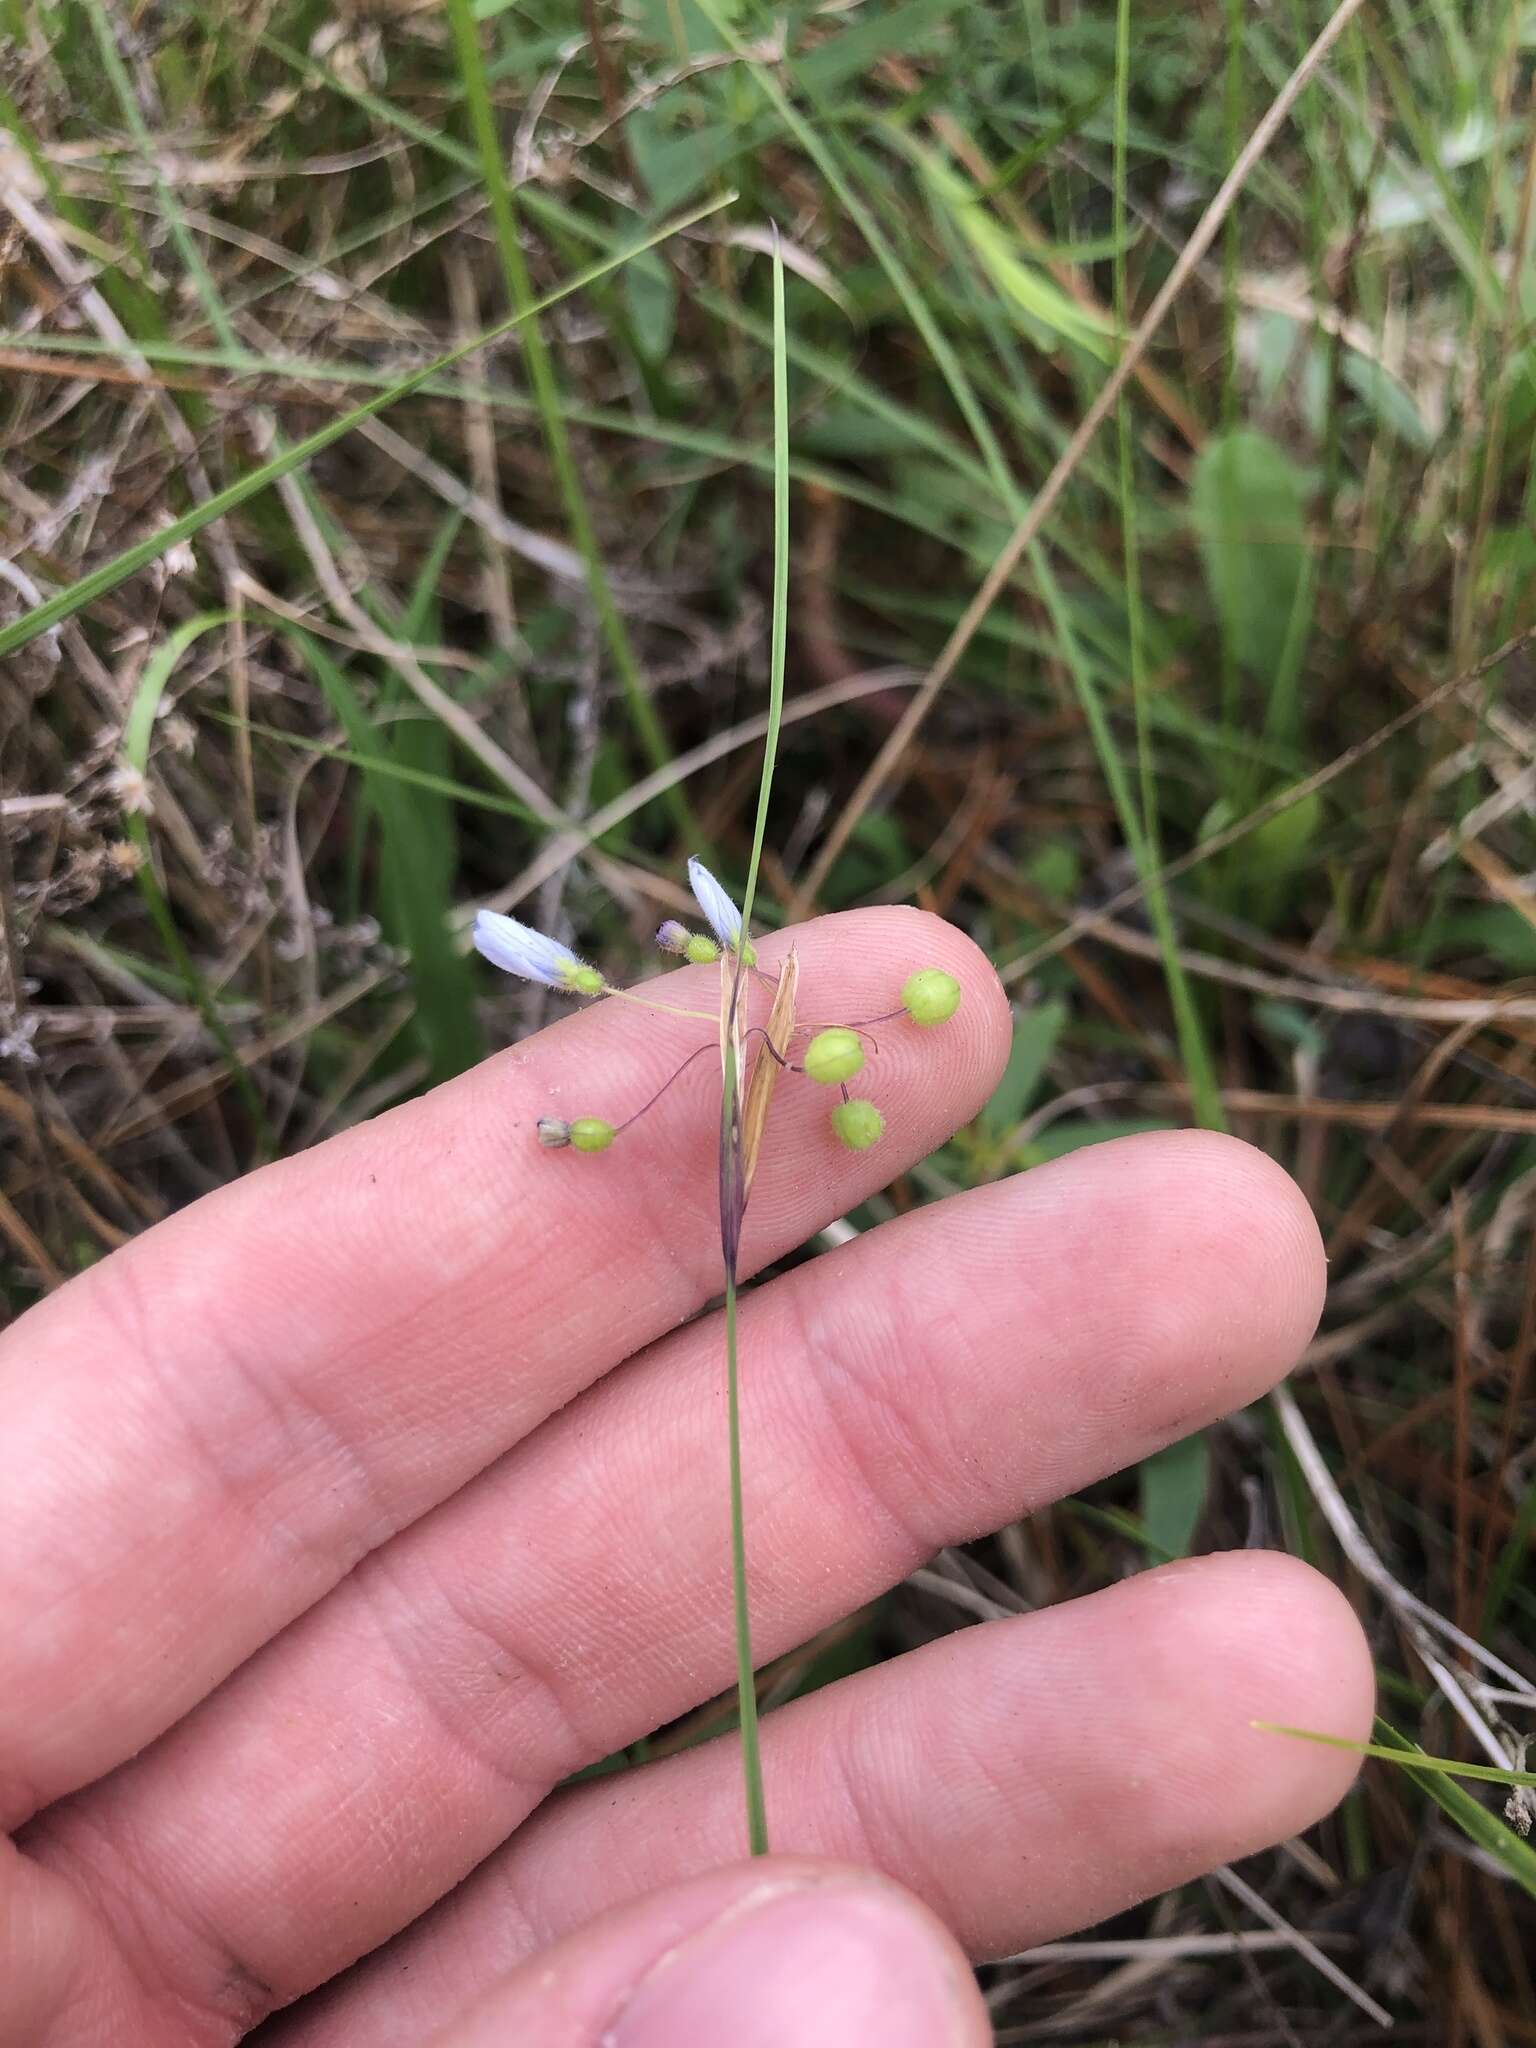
[1,909,1372,2047]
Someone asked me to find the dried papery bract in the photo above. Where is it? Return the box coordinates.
[741,949,798,1204]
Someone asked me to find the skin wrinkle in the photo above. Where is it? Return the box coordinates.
[349,1534,591,1807]
[21,1796,267,2047]
[781,1268,931,1570]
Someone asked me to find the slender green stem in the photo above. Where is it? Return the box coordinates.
[723,1255,767,1855]
[719,234,790,1857]
[443,0,695,841]
[1218,0,1244,735]
[738,239,790,936]
[1115,0,1224,1131]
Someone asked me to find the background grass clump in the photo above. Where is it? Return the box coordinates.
[4,0,1536,2033]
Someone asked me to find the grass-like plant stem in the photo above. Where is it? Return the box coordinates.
[718,233,791,1858]
[1113,0,1225,1132]
[443,0,697,841]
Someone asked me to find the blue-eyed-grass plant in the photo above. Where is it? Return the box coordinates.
[472,862,962,1848]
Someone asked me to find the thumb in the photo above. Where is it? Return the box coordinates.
[425,1857,990,2048]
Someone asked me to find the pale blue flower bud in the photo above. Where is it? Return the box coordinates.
[473,909,597,992]
[686,856,745,952]
[657,920,691,954]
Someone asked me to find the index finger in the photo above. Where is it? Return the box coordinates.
[0,907,1009,1826]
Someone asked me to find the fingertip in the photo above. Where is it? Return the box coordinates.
[427,1858,990,2048]
[1138,1548,1375,1853]
[1012,1128,1328,1433]
[1175,1130,1328,1357]
[605,1863,990,2048]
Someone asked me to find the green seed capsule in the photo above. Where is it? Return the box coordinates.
[565,964,605,995]
[901,967,961,1027]
[684,934,720,964]
[569,1116,615,1152]
[832,1098,885,1151]
[803,1027,865,1085]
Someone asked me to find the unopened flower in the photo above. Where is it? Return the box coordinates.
[659,916,722,965]
[537,1115,572,1147]
[687,857,745,952]
[473,909,603,994]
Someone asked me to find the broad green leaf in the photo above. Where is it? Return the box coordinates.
[294,633,480,1088]
[981,999,1068,1144]
[1196,787,1322,927]
[1190,429,1312,679]
[797,0,965,93]
[627,110,742,215]
[1024,1118,1175,1164]
[623,255,678,361]
[1139,1432,1211,1558]
[1342,353,1433,449]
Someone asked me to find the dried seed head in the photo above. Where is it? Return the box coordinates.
[832,1099,885,1150]
[537,1116,572,1148]
[804,1027,865,1085]
[569,1117,616,1153]
[901,967,961,1027]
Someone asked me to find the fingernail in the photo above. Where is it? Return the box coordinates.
[607,1880,974,2048]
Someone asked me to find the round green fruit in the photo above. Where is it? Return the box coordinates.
[803,1027,865,1085]
[832,1099,885,1151]
[901,967,961,1027]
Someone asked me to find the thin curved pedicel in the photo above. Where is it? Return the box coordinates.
[473,877,962,1161]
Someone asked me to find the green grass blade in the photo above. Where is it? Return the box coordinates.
[1114,0,1224,1131]
[1256,1723,1536,1789]
[121,612,269,1142]
[293,632,481,1087]
[0,194,734,662]
[1261,1718,1536,1900]
[442,0,694,839]
[721,233,790,1860]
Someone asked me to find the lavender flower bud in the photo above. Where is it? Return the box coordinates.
[686,856,745,951]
